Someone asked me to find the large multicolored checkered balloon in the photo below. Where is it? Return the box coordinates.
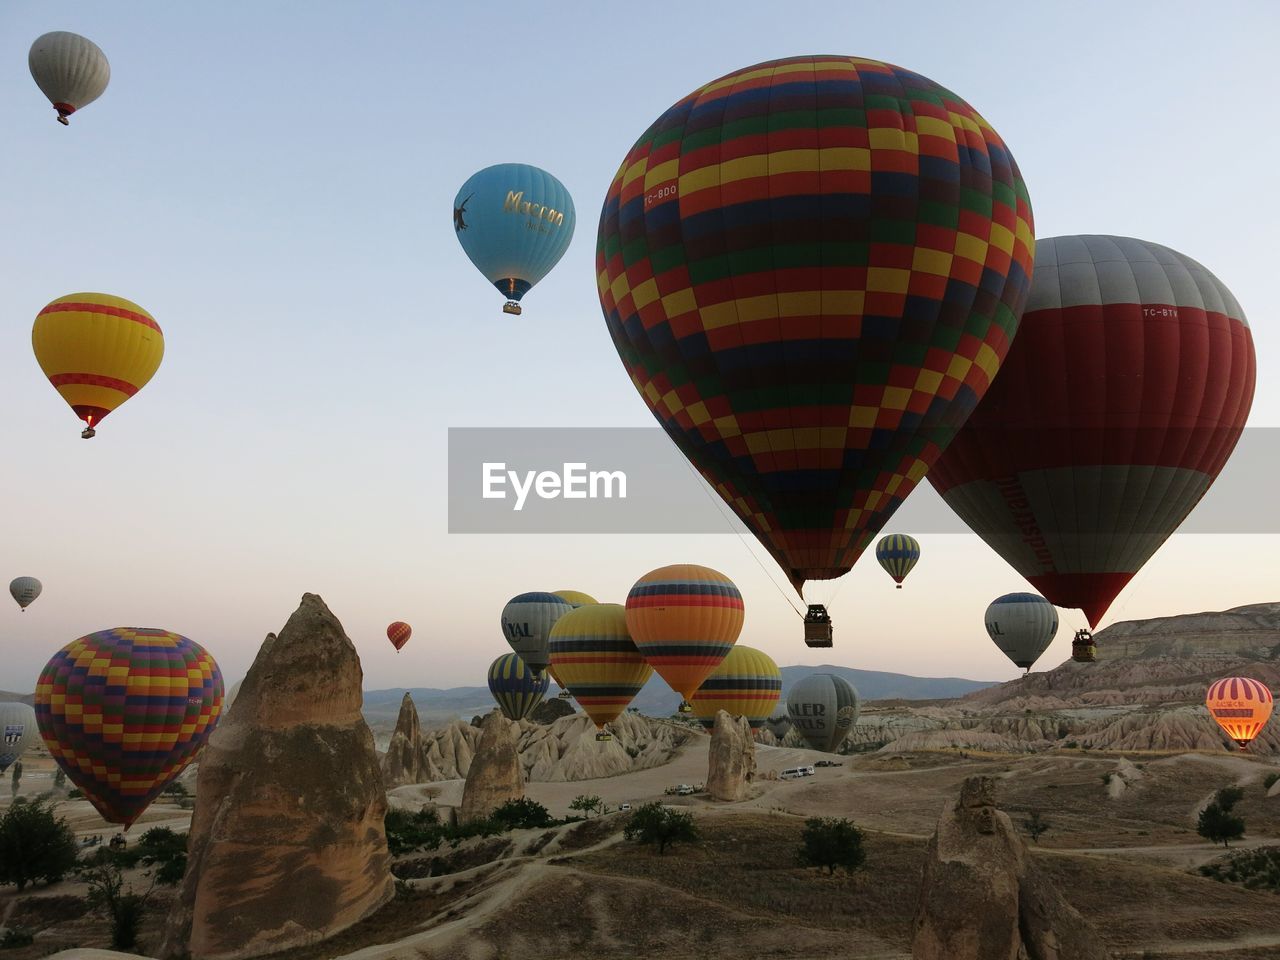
[596,56,1034,593]
[35,628,223,827]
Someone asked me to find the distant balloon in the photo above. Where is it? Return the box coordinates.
[1206,676,1274,750]
[32,293,164,438]
[875,535,920,589]
[387,621,412,652]
[985,593,1058,672]
[488,653,549,721]
[553,590,597,608]
[29,31,109,125]
[0,702,36,774]
[929,236,1256,627]
[10,577,42,611]
[786,674,860,753]
[626,565,742,712]
[454,163,576,315]
[596,56,1035,596]
[501,592,572,674]
[690,645,781,730]
[35,628,223,827]
[548,603,652,737]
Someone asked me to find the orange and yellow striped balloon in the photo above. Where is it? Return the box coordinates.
[32,293,164,436]
[690,645,781,730]
[1206,676,1274,750]
[548,603,652,731]
[625,564,743,707]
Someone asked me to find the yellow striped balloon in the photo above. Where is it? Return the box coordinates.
[625,564,743,708]
[875,534,921,588]
[487,653,548,721]
[32,293,164,437]
[548,603,652,731]
[690,645,781,730]
[549,591,597,693]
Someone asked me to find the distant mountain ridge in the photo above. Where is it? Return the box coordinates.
[362,665,996,727]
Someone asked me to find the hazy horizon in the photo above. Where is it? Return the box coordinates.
[1,1,1276,695]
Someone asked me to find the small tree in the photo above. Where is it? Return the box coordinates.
[1198,787,1246,848]
[623,802,698,855]
[82,863,153,950]
[490,797,554,830]
[0,795,80,891]
[10,760,21,798]
[796,817,866,875]
[1023,810,1050,844]
[570,795,604,819]
[137,826,188,886]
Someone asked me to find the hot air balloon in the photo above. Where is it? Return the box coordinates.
[387,621,411,651]
[32,293,164,438]
[550,591,597,696]
[985,593,1057,672]
[488,653,549,721]
[0,702,36,774]
[35,628,223,828]
[786,674,860,753]
[928,236,1255,627]
[625,565,742,713]
[690,645,781,730]
[454,163,576,315]
[875,535,920,589]
[29,31,109,125]
[548,603,652,741]
[501,592,572,675]
[1206,677,1274,750]
[596,56,1034,602]
[10,577,42,611]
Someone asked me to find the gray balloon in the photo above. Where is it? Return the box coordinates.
[984,592,1058,671]
[786,674,860,753]
[9,577,41,611]
[0,702,36,773]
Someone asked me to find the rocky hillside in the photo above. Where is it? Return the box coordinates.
[1092,602,1280,660]
[411,711,694,783]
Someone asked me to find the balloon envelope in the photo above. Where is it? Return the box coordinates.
[32,293,164,434]
[35,628,223,827]
[0,702,36,774]
[553,590,597,607]
[387,621,411,651]
[548,603,652,730]
[454,163,575,311]
[875,535,920,587]
[501,592,572,674]
[928,236,1255,626]
[985,593,1057,671]
[786,673,860,753]
[596,55,1034,593]
[625,564,743,704]
[690,645,781,730]
[1206,676,1274,749]
[488,653,549,721]
[29,31,109,124]
[10,577,42,610]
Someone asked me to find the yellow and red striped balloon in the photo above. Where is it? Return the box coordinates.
[625,564,743,708]
[549,591,597,693]
[32,293,164,436]
[548,603,652,731]
[690,645,781,730]
[1206,676,1274,750]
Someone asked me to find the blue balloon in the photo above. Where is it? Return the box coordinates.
[453,163,576,315]
[488,653,550,721]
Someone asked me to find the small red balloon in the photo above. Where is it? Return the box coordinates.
[387,621,411,651]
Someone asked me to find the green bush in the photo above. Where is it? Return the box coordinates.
[0,927,35,949]
[623,802,698,855]
[796,817,866,875]
[82,864,150,950]
[384,807,445,855]
[490,798,554,830]
[1200,846,1280,891]
[0,796,81,891]
[137,826,187,885]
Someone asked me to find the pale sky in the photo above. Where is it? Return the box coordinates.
[1,1,1275,694]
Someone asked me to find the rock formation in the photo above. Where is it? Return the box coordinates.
[459,710,524,823]
[382,692,437,786]
[912,776,1109,960]
[706,710,756,801]
[529,696,576,724]
[160,594,394,960]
